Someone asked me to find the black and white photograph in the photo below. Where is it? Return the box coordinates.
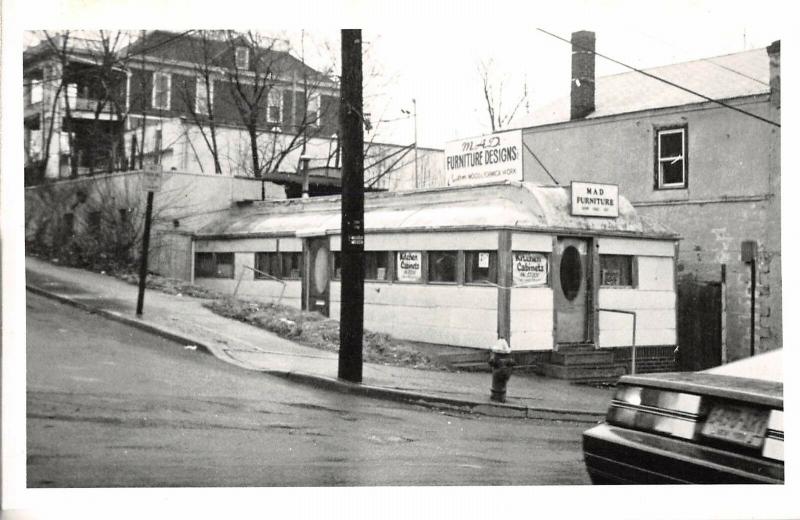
[1,1,797,519]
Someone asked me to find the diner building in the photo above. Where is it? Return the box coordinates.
[171,181,680,377]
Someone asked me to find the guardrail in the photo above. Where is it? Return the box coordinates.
[233,265,287,305]
[598,308,637,374]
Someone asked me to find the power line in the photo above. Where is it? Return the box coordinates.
[522,141,559,185]
[536,28,780,129]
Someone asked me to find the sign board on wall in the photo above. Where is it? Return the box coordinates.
[570,181,619,218]
[513,252,548,286]
[397,251,422,282]
[444,130,523,187]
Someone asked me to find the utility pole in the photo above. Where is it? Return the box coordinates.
[413,98,418,189]
[338,29,365,383]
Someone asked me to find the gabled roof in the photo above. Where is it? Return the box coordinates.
[515,47,770,128]
[195,182,678,239]
[122,31,330,83]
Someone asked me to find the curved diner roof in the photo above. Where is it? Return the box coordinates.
[194,181,678,240]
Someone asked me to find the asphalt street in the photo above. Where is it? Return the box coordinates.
[27,292,591,486]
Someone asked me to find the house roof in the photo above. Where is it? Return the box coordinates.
[194,182,678,239]
[514,47,770,128]
[121,31,330,83]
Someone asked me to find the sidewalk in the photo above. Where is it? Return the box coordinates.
[25,256,614,422]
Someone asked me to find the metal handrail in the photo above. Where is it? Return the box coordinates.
[234,265,287,305]
[598,308,637,375]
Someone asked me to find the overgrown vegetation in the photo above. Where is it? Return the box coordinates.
[206,297,447,370]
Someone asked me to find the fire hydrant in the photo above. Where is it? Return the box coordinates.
[488,338,514,403]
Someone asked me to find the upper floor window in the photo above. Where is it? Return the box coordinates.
[152,72,171,110]
[267,89,282,124]
[655,126,687,189]
[235,46,250,70]
[195,77,213,115]
[30,79,43,104]
[306,93,320,126]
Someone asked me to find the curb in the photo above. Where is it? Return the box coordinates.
[27,283,605,424]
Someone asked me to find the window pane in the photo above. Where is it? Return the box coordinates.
[281,252,302,279]
[659,130,683,158]
[215,253,234,278]
[559,246,582,300]
[466,251,497,284]
[255,252,279,278]
[600,255,633,286]
[661,158,684,185]
[195,252,215,278]
[332,252,341,279]
[429,251,457,283]
[365,252,389,281]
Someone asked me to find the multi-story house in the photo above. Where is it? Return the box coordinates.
[23,30,443,193]
[512,31,781,366]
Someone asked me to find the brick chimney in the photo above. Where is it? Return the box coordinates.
[767,40,780,109]
[570,30,596,120]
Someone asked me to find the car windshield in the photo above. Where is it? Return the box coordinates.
[703,349,782,383]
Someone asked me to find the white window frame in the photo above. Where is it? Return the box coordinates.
[656,126,687,189]
[235,47,250,70]
[266,88,283,125]
[152,72,172,110]
[195,77,214,115]
[307,92,321,126]
[30,79,43,104]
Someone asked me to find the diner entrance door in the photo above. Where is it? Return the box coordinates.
[554,237,590,344]
[304,237,330,317]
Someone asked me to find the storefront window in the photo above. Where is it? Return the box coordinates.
[429,251,457,283]
[254,252,280,279]
[195,252,234,279]
[600,255,634,287]
[365,251,390,281]
[280,252,303,279]
[465,251,497,284]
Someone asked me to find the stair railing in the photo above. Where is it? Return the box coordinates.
[234,265,287,306]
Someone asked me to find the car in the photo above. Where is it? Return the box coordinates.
[582,350,783,484]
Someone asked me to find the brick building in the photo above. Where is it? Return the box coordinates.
[513,31,781,365]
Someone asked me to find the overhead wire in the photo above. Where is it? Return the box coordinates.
[536,28,780,128]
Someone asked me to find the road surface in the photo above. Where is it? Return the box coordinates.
[27,292,591,486]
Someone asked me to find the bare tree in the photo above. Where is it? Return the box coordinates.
[477,58,528,132]
[176,30,223,174]
[223,30,337,178]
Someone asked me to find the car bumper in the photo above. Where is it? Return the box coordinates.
[583,423,783,484]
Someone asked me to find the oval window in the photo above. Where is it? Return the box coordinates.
[560,246,582,301]
[313,247,329,293]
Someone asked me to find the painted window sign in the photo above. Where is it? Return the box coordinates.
[397,251,422,282]
[513,252,548,286]
[478,252,490,269]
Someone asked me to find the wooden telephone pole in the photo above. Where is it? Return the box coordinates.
[338,29,365,383]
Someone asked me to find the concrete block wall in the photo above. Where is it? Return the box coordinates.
[638,199,781,361]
